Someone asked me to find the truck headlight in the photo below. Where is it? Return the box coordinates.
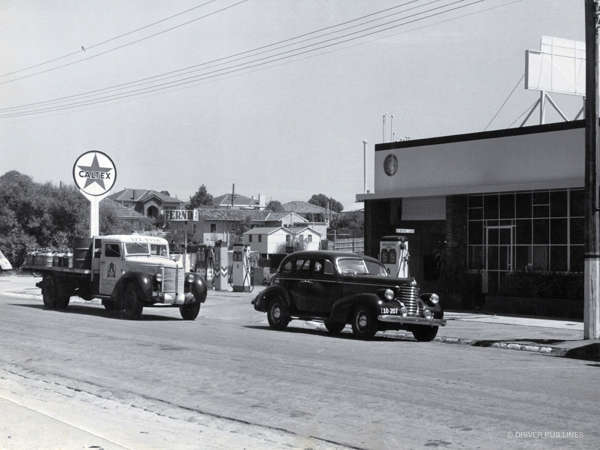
[186,273,195,283]
[430,293,439,305]
[384,289,395,301]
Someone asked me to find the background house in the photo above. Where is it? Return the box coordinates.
[109,188,183,219]
[242,227,293,256]
[282,201,330,238]
[213,193,266,210]
[289,226,322,251]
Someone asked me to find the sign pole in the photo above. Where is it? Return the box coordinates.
[585,0,600,339]
[90,198,100,237]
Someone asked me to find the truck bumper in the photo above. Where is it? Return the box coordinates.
[377,315,447,327]
[154,292,195,305]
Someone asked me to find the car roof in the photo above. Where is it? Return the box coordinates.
[283,250,380,263]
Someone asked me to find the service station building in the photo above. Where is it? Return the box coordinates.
[358,120,585,315]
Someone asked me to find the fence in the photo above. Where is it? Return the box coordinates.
[332,238,364,254]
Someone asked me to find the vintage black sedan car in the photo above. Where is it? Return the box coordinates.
[252,251,445,340]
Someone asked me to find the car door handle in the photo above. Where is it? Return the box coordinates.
[300,280,313,284]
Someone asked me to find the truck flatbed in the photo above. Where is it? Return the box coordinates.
[21,265,91,276]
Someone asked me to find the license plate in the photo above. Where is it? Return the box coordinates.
[381,307,398,315]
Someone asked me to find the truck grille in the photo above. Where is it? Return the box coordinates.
[163,267,184,294]
[397,285,419,316]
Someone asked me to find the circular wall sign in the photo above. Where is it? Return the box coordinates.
[383,154,398,176]
[72,150,117,197]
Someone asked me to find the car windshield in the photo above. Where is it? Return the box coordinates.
[125,242,150,255]
[150,244,169,257]
[337,258,389,277]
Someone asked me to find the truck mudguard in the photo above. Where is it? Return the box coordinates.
[185,273,208,303]
[329,293,381,323]
[253,285,290,312]
[112,272,153,303]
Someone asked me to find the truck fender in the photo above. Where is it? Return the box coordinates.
[329,293,381,323]
[253,285,290,312]
[112,272,153,304]
[185,273,207,303]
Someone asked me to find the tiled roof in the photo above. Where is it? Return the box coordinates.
[213,193,257,207]
[109,188,182,204]
[288,226,321,237]
[282,201,329,214]
[100,198,152,221]
[243,227,291,235]
[195,208,265,221]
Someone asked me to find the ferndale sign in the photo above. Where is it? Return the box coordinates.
[72,151,117,236]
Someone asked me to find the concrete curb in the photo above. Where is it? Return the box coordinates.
[435,335,568,357]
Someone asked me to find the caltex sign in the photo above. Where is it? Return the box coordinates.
[73,150,117,197]
[73,150,117,237]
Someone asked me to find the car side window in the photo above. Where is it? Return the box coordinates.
[300,259,311,272]
[281,259,293,274]
[313,260,323,274]
[104,243,121,258]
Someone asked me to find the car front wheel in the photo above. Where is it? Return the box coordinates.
[267,298,290,330]
[351,306,377,339]
[412,326,438,342]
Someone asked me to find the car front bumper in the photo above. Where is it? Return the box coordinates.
[377,315,446,327]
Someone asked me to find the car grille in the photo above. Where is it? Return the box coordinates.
[397,285,419,316]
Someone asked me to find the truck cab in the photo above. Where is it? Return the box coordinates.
[27,234,207,320]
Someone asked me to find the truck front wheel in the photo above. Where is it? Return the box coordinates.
[179,301,200,320]
[120,282,143,320]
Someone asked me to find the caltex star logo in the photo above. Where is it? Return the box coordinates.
[73,150,117,197]
[77,154,112,189]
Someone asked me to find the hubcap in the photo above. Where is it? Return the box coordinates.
[272,305,281,320]
[358,313,368,328]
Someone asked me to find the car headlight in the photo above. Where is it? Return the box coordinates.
[430,293,439,305]
[384,288,395,301]
[186,273,195,283]
[154,273,162,283]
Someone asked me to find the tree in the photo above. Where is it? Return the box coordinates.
[266,200,285,212]
[308,193,343,213]
[188,184,213,208]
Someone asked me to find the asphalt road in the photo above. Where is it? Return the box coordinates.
[1,275,599,449]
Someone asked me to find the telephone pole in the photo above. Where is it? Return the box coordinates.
[584,0,600,339]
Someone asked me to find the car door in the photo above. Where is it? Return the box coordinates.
[286,257,313,313]
[99,241,123,296]
[305,257,342,314]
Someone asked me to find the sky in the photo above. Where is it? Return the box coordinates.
[0,0,585,210]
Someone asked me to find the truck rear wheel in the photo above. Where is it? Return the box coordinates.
[41,275,57,309]
[120,282,143,320]
[179,302,201,320]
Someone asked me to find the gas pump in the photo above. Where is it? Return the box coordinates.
[232,244,253,292]
[380,234,411,279]
[214,241,229,291]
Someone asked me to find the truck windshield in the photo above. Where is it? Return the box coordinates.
[150,244,169,257]
[125,243,149,255]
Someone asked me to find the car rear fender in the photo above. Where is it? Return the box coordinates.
[253,285,290,312]
[329,293,380,323]
[112,272,152,304]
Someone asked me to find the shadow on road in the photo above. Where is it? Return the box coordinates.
[11,303,181,321]
[243,324,417,342]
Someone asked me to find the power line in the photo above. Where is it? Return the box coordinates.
[484,73,524,130]
[0,0,247,85]
[0,0,222,78]
[2,0,487,118]
[0,0,437,111]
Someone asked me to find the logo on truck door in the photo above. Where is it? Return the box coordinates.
[107,263,116,278]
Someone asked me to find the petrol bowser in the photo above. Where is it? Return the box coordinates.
[232,243,252,292]
[214,241,229,291]
[379,233,411,279]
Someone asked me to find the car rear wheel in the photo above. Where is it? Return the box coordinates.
[267,298,290,330]
[120,282,143,320]
[351,306,377,339]
[324,320,345,335]
[412,326,438,342]
[179,302,201,320]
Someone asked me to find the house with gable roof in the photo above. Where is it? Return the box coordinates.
[109,188,183,219]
